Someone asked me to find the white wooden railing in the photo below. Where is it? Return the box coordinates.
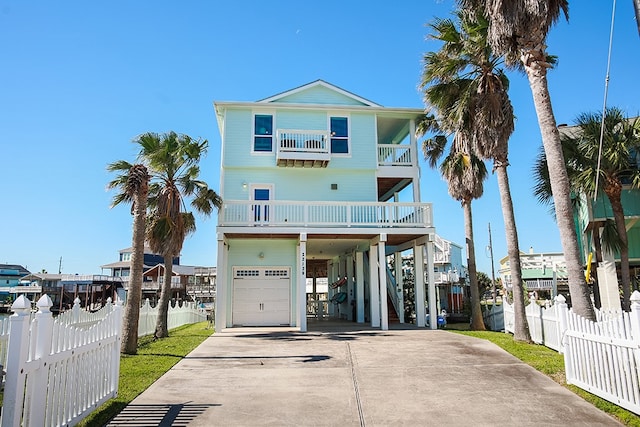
[377,144,413,166]
[277,129,330,153]
[219,201,433,228]
[0,285,43,294]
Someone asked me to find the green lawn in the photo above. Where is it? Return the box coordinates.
[78,322,213,427]
[451,327,640,427]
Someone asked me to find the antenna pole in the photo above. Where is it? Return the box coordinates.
[594,0,617,201]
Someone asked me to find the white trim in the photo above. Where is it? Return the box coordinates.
[249,184,275,200]
[251,110,276,154]
[257,80,382,107]
[328,113,351,157]
[215,101,423,116]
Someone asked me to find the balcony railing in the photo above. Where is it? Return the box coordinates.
[122,279,183,292]
[432,271,460,284]
[378,144,413,166]
[276,129,331,167]
[219,201,432,228]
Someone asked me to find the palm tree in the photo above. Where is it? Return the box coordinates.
[107,162,149,354]
[458,0,596,321]
[421,10,530,340]
[423,132,487,331]
[534,108,640,310]
[138,131,222,338]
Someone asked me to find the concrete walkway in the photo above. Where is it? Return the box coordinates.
[107,323,622,426]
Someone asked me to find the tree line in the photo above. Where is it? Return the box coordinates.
[420,1,640,342]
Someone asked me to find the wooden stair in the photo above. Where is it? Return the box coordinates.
[387,295,400,323]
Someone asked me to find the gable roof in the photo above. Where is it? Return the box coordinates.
[257,80,382,107]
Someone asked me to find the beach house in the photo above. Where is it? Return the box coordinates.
[213,80,438,331]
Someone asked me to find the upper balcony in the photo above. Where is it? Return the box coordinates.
[219,200,432,230]
[274,128,415,171]
[276,129,331,167]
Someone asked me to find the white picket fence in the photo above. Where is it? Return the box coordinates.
[0,295,208,426]
[482,303,505,332]
[502,292,640,414]
[1,294,122,427]
[136,298,207,337]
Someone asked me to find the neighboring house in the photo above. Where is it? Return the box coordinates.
[0,264,30,287]
[432,235,468,317]
[397,234,468,320]
[100,246,179,279]
[559,122,640,307]
[101,246,216,304]
[100,245,179,301]
[213,80,438,331]
[0,264,31,305]
[18,273,122,312]
[574,189,640,286]
[141,264,217,304]
[498,248,568,301]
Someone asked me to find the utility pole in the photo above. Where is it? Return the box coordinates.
[58,256,63,274]
[488,223,496,305]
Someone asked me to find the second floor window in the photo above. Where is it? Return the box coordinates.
[330,116,349,154]
[254,114,273,152]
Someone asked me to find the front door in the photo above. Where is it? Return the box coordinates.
[252,186,271,224]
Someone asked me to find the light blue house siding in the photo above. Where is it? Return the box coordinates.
[214,80,436,331]
[224,168,377,202]
[266,85,371,106]
[225,238,299,325]
[221,110,379,202]
[222,110,377,170]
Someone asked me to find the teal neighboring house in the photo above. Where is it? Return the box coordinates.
[213,80,438,331]
[0,264,31,302]
[574,189,640,289]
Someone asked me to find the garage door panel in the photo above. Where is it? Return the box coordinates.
[232,268,291,326]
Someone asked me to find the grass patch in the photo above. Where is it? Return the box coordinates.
[451,328,640,426]
[78,322,213,427]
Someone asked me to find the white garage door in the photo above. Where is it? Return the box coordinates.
[232,267,290,326]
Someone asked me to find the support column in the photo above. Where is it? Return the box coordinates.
[214,234,227,332]
[414,241,426,328]
[378,235,388,330]
[328,261,338,317]
[356,251,365,323]
[298,234,307,332]
[370,244,380,327]
[426,237,437,330]
[395,251,405,323]
[346,254,354,321]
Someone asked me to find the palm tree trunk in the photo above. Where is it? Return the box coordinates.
[523,58,595,321]
[121,177,147,354]
[495,164,531,342]
[592,225,603,309]
[155,257,174,338]
[464,200,485,331]
[608,194,631,311]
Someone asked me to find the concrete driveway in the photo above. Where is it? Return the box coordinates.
[107,323,622,426]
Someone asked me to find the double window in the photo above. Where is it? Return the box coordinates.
[330,116,349,154]
[254,114,273,152]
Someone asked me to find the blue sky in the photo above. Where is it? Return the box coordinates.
[1,1,638,276]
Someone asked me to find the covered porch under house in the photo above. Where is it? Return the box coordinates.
[215,225,440,332]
